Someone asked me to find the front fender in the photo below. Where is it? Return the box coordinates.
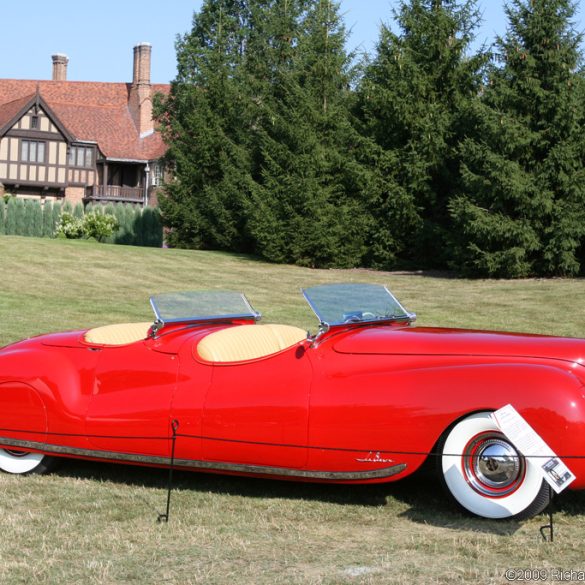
[309,355,585,485]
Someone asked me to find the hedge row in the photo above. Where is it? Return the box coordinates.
[0,198,163,247]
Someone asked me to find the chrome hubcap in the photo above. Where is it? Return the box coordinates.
[464,434,524,497]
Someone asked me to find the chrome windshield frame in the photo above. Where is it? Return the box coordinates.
[301,283,416,335]
[149,290,261,336]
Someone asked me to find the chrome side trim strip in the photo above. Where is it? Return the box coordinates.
[0,437,407,481]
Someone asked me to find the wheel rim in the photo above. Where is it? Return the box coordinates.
[441,412,544,519]
[463,432,525,497]
[4,449,29,457]
[0,449,45,474]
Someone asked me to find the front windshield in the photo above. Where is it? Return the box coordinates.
[150,291,260,325]
[302,283,412,328]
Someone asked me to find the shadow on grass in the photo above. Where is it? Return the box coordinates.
[47,458,577,535]
[53,458,389,507]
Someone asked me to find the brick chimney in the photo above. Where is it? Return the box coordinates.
[129,42,154,137]
[51,54,69,81]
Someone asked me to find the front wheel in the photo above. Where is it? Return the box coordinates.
[439,412,550,519]
[0,449,57,475]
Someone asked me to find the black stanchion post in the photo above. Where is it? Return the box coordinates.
[539,484,554,543]
[158,419,180,524]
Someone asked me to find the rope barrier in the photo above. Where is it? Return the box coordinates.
[157,419,179,524]
[0,422,579,536]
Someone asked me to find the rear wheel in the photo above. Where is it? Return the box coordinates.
[439,412,550,519]
[0,449,56,475]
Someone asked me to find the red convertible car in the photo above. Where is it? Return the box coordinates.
[1,283,584,520]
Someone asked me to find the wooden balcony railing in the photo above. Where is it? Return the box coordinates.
[86,185,144,203]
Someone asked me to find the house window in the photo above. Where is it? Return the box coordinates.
[21,140,45,163]
[69,146,94,168]
[31,116,39,129]
[152,162,164,186]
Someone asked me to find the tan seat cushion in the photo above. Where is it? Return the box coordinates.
[197,324,306,362]
[84,322,152,346]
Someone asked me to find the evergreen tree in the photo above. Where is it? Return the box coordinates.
[0,198,5,235]
[73,202,84,220]
[23,199,34,236]
[113,203,127,244]
[103,203,116,243]
[15,198,26,235]
[450,0,585,276]
[52,202,62,235]
[133,207,144,246]
[357,0,486,267]
[42,201,54,237]
[5,198,16,235]
[32,200,43,237]
[141,207,154,246]
[63,201,73,214]
[152,207,163,247]
[124,204,136,244]
[247,0,380,267]
[155,0,254,251]
[142,207,164,247]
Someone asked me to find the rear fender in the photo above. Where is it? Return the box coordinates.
[0,347,98,435]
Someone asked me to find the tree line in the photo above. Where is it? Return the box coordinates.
[155,0,585,278]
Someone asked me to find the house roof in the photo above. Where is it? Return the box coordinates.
[0,80,170,161]
[0,93,34,132]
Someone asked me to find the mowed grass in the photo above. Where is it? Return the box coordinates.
[1,236,585,584]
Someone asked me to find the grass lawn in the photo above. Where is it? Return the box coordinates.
[1,236,585,584]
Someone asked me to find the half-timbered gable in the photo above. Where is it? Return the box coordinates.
[0,44,169,206]
[0,93,80,194]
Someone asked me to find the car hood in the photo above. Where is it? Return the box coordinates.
[333,326,585,364]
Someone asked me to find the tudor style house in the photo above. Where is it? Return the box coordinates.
[0,44,169,206]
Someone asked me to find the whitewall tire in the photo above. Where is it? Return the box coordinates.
[0,449,55,475]
[440,412,550,519]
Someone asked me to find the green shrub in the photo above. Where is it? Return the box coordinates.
[22,200,35,236]
[55,211,119,242]
[142,207,163,247]
[0,198,5,235]
[113,203,124,243]
[124,204,136,244]
[152,207,163,247]
[51,202,62,235]
[83,213,119,242]
[42,201,54,237]
[5,198,17,235]
[62,201,73,214]
[32,200,43,237]
[56,212,84,239]
[15,198,26,235]
[73,202,84,220]
[133,207,144,246]
[102,204,116,243]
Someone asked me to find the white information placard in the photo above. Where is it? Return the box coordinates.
[491,404,575,494]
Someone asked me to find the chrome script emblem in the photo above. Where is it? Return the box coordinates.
[356,451,394,464]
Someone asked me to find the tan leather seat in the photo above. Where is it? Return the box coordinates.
[197,324,306,362]
[84,322,152,346]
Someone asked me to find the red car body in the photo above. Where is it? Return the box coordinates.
[1,284,584,519]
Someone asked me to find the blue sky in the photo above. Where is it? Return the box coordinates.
[1,1,583,84]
